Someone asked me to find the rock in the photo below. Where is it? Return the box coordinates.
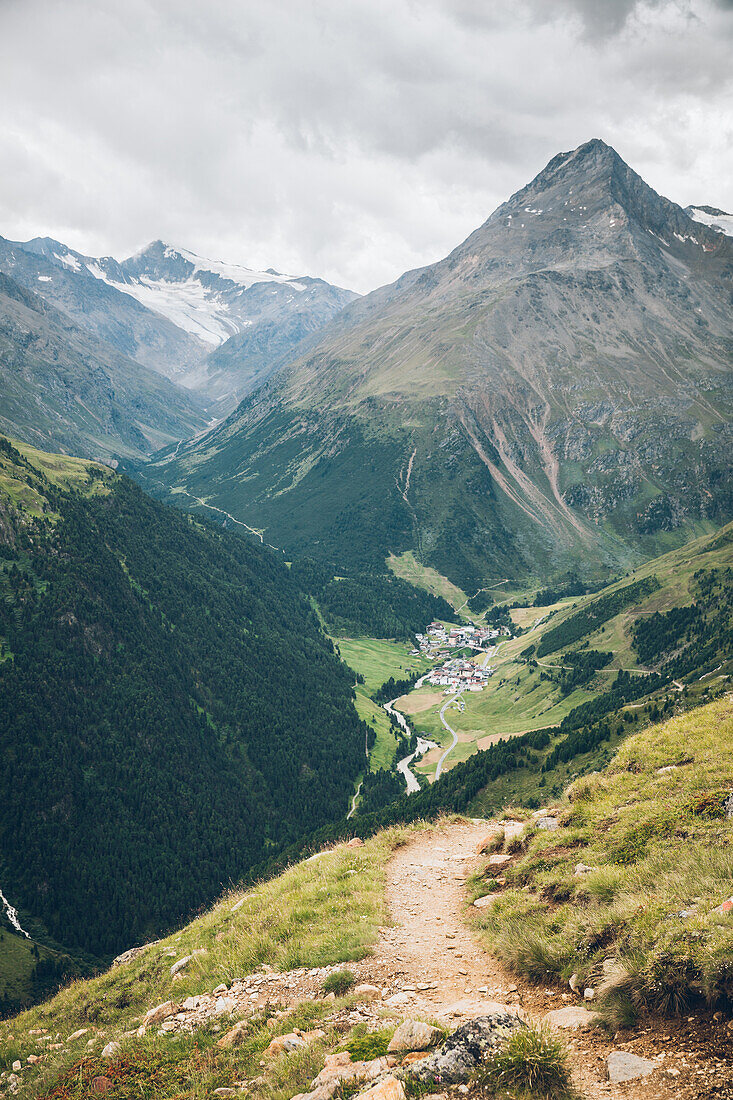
[574,863,595,876]
[112,941,159,967]
[385,992,410,1006]
[725,791,733,819]
[346,837,364,848]
[401,1052,430,1066]
[214,996,236,1014]
[353,984,382,1001]
[406,1014,525,1085]
[713,896,733,915]
[26,1055,42,1065]
[356,1078,405,1100]
[472,894,500,909]
[171,955,192,976]
[476,831,502,854]
[606,1051,656,1083]
[544,1006,600,1030]
[91,1077,111,1093]
[101,1042,121,1059]
[583,988,595,1001]
[11,1062,21,1073]
[388,1021,443,1053]
[213,1090,237,1097]
[183,996,198,1011]
[536,816,559,830]
[67,1029,89,1041]
[144,1001,178,1025]
[217,1023,248,1049]
[264,1032,307,1057]
[213,983,228,995]
[324,991,336,1002]
[486,854,511,867]
[568,973,580,993]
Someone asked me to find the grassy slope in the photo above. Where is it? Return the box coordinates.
[0,826,421,1100]
[397,521,733,788]
[471,695,733,1021]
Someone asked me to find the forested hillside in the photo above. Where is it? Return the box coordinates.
[0,438,366,967]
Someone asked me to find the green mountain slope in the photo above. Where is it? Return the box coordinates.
[0,272,208,460]
[0,437,366,979]
[143,140,733,591]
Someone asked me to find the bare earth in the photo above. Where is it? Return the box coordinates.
[368,821,733,1100]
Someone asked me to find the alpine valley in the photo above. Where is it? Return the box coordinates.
[2,137,733,1099]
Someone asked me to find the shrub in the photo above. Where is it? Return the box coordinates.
[322,969,356,995]
[343,1027,394,1060]
[475,1025,575,1099]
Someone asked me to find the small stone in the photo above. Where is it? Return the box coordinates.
[487,854,512,867]
[584,988,595,1001]
[11,1062,21,1073]
[213,984,228,995]
[401,1052,429,1065]
[67,1029,89,1042]
[170,955,192,976]
[145,1001,178,1025]
[606,1051,656,1084]
[346,837,364,848]
[574,863,595,876]
[472,893,500,909]
[101,1042,121,1059]
[545,1006,600,1030]
[568,973,580,992]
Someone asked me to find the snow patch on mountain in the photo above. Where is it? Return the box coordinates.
[87,244,309,346]
[686,207,733,237]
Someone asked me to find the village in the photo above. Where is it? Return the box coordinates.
[412,620,512,694]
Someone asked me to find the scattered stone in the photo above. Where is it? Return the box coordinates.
[486,854,512,867]
[346,838,364,848]
[583,988,595,1001]
[472,894,500,909]
[536,817,559,831]
[357,1078,405,1100]
[386,992,410,1006]
[264,1032,307,1057]
[214,996,235,1015]
[213,984,228,995]
[67,1029,89,1042]
[388,1021,442,1053]
[101,1042,121,1059]
[713,896,733,915]
[11,1062,21,1074]
[476,831,502,854]
[144,1001,178,1025]
[91,1077,111,1093]
[213,1090,237,1096]
[112,941,159,967]
[606,1051,657,1084]
[353,984,382,1002]
[544,1006,600,1030]
[574,863,595,876]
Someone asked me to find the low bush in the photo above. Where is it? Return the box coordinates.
[474,1025,575,1099]
[322,969,356,996]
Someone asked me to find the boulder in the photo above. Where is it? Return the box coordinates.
[101,1042,121,1059]
[264,1032,307,1057]
[536,817,559,831]
[388,1021,442,1053]
[346,838,364,848]
[357,1078,405,1100]
[217,1023,248,1049]
[405,1014,525,1085]
[476,831,503,854]
[606,1051,656,1084]
[353,984,382,1001]
[385,992,410,1006]
[401,1052,430,1066]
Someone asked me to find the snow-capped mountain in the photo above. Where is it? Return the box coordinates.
[0,237,357,409]
[685,205,733,237]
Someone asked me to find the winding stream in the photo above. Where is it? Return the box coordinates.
[0,885,30,938]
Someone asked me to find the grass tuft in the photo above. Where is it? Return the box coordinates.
[322,970,356,996]
[474,1025,575,1099]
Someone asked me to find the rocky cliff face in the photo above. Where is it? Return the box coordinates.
[144,141,733,589]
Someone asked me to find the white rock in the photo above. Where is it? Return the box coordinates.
[101,1042,121,1059]
[607,1051,656,1083]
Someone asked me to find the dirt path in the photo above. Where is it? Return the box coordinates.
[369,821,733,1100]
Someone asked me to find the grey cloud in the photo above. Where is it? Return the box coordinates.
[0,0,730,293]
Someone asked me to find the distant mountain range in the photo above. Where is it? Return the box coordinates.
[0,236,357,454]
[142,139,733,591]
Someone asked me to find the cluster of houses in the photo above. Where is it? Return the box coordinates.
[412,621,508,660]
[425,657,493,694]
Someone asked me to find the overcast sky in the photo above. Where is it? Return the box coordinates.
[0,0,731,293]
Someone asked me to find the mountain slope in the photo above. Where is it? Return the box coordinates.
[144,139,733,590]
[0,437,365,966]
[0,237,357,410]
[0,272,207,460]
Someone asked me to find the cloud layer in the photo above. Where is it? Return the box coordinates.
[0,0,731,292]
